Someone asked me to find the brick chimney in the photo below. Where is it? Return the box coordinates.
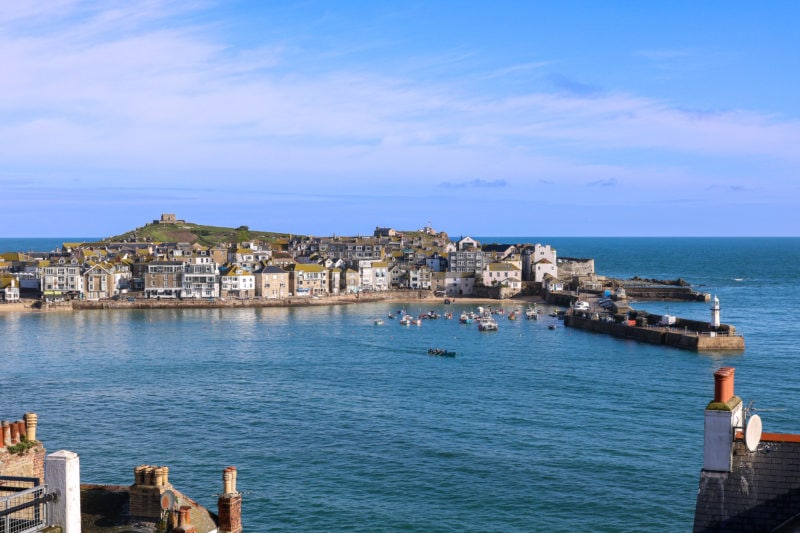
[129,464,173,521]
[174,505,198,533]
[218,466,243,533]
[703,367,743,472]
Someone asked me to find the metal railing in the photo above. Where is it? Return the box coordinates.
[0,477,53,533]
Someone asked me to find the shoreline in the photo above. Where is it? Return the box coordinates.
[1,293,549,315]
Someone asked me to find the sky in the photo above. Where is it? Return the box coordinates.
[2,1,799,237]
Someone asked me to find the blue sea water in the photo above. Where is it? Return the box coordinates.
[1,237,799,531]
[0,238,99,254]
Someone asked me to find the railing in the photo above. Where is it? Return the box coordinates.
[0,477,53,533]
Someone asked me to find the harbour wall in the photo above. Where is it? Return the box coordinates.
[621,285,710,301]
[71,290,438,311]
[564,313,745,351]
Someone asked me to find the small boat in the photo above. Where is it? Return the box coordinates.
[444,311,453,320]
[548,323,557,330]
[444,298,452,304]
[387,313,395,319]
[399,315,412,326]
[508,311,517,320]
[374,318,384,326]
[459,312,474,324]
[477,314,499,331]
[525,305,538,320]
[428,348,456,357]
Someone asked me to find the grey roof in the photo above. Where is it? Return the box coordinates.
[694,436,800,532]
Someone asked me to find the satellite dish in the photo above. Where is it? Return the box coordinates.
[160,489,176,511]
[745,414,762,452]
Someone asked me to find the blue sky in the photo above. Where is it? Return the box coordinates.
[2,1,798,237]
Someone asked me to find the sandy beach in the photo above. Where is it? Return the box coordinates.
[0,300,43,313]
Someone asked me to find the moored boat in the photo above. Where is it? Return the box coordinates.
[477,313,499,331]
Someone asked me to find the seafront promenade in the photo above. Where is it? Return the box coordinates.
[1,290,544,313]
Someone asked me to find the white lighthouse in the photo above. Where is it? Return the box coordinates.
[710,295,720,328]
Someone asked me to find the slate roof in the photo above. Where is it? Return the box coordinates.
[80,484,218,533]
[694,433,800,532]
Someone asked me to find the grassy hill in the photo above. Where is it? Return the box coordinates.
[97,220,300,247]
[88,218,448,249]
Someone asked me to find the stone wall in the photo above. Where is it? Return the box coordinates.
[564,314,744,351]
[0,445,46,482]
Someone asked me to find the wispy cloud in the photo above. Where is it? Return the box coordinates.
[587,178,618,187]
[547,73,602,96]
[0,0,798,236]
[439,179,508,189]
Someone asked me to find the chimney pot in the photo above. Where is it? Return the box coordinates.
[9,422,18,445]
[134,465,145,485]
[24,413,37,442]
[714,367,735,403]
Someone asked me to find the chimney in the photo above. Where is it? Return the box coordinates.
[24,413,38,442]
[703,367,743,472]
[174,505,198,533]
[9,422,18,445]
[129,464,173,521]
[218,467,243,533]
[714,366,734,403]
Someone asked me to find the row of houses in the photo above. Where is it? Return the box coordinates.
[1,226,596,301]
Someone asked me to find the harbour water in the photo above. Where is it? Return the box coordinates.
[1,237,799,531]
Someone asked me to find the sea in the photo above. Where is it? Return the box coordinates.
[1,237,799,532]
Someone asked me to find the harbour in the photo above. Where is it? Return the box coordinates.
[2,236,798,531]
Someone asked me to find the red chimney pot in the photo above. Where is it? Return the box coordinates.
[714,367,735,403]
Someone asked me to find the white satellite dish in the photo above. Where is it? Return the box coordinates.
[745,414,762,452]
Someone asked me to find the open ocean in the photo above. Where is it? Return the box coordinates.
[2,237,799,531]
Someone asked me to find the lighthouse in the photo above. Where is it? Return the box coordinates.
[710,295,720,329]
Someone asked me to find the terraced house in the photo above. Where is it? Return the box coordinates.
[255,265,289,299]
[306,237,385,262]
[41,258,83,300]
[143,260,184,299]
[482,262,522,296]
[287,263,328,296]
[220,264,255,299]
[83,262,116,300]
[182,255,219,299]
